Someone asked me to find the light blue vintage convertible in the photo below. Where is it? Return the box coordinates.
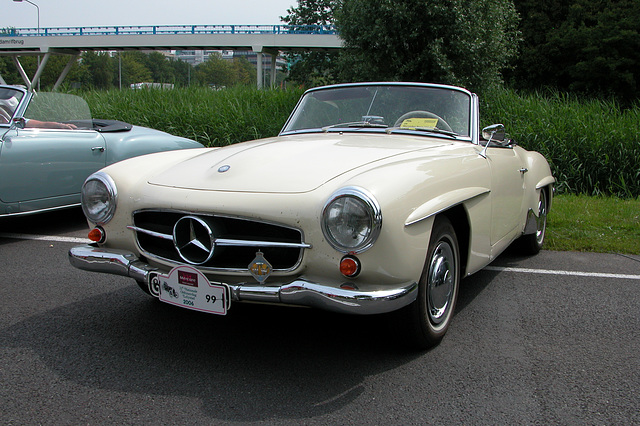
[0,85,203,217]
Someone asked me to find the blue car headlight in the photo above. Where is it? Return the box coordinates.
[322,187,382,253]
[81,172,117,224]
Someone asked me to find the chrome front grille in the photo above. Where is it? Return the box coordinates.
[130,210,310,272]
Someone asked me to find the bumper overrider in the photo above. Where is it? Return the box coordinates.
[68,244,418,315]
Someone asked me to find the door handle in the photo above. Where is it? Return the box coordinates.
[91,146,105,152]
[519,168,528,174]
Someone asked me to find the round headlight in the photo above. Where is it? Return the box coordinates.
[81,172,117,224]
[322,187,382,253]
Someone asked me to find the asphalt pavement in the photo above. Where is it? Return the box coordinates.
[1,208,639,424]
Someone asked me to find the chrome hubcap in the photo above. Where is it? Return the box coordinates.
[536,191,548,245]
[427,241,455,325]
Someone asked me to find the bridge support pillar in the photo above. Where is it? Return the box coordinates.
[255,50,263,89]
[253,46,279,89]
[270,53,277,87]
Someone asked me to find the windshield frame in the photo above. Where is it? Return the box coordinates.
[0,85,29,128]
[280,82,478,143]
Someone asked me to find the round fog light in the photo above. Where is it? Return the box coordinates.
[340,255,361,278]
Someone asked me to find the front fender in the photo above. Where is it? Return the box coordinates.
[524,151,555,214]
[105,126,204,165]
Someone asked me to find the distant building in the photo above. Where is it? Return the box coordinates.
[173,50,233,65]
[130,82,175,90]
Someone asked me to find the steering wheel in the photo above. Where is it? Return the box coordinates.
[394,110,453,132]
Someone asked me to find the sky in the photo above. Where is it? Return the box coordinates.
[1,0,297,29]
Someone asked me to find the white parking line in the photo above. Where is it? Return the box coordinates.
[484,266,640,281]
[0,233,89,244]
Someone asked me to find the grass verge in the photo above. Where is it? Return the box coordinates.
[546,194,640,254]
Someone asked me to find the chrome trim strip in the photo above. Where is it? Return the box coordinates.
[214,238,312,249]
[470,93,480,145]
[0,202,81,218]
[126,227,313,248]
[127,225,172,240]
[69,244,418,315]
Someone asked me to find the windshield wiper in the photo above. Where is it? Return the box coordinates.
[322,121,388,132]
[385,126,458,138]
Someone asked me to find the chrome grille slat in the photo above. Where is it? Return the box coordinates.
[130,210,308,272]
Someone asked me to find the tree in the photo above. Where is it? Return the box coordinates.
[167,57,193,87]
[118,52,153,87]
[510,0,640,104]
[82,51,115,89]
[194,52,234,87]
[0,57,8,81]
[280,0,342,86]
[230,56,256,85]
[145,51,175,84]
[336,0,521,93]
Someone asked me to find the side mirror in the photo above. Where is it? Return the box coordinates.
[482,124,505,142]
[12,117,26,129]
[479,124,508,158]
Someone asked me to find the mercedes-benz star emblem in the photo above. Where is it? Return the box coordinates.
[173,216,215,265]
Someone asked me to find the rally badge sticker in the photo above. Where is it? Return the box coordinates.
[157,265,229,315]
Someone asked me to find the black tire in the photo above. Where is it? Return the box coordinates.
[517,188,548,255]
[400,216,460,350]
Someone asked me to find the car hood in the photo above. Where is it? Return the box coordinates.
[148,133,453,193]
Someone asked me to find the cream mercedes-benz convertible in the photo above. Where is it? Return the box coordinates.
[69,82,554,349]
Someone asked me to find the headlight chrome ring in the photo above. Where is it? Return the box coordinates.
[81,171,117,225]
[322,187,382,253]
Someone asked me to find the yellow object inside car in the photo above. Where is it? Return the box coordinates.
[400,117,439,129]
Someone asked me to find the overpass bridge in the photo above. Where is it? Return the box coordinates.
[0,25,342,90]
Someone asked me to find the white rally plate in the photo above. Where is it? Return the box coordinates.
[157,265,229,315]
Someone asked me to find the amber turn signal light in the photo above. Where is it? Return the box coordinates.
[339,255,361,278]
[88,227,105,243]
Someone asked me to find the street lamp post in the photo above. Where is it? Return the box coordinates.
[13,0,40,35]
[13,0,41,90]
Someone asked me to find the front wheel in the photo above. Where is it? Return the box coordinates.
[517,188,549,255]
[400,216,460,350]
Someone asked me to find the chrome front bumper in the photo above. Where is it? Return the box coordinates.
[68,244,418,315]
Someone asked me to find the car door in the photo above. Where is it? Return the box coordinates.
[0,127,106,211]
[486,144,527,246]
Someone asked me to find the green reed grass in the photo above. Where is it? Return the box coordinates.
[84,86,304,146]
[482,88,640,198]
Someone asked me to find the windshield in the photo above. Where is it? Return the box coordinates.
[0,87,25,126]
[25,92,92,123]
[282,84,472,137]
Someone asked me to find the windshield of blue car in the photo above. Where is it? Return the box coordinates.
[0,88,24,126]
[24,92,92,126]
[281,84,472,138]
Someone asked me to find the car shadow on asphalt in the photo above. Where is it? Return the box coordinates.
[0,285,411,421]
[0,263,504,422]
[0,207,87,237]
